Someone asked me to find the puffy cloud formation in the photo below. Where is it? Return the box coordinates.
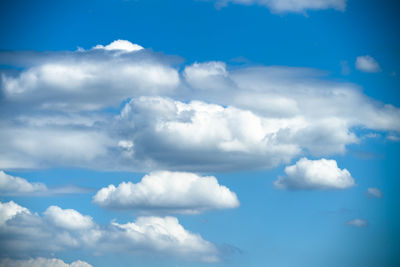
[346,218,368,227]
[215,0,346,13]
[366,187,383,198]
[355,55,381,73]
[0,42,399,171]
[0,171,47,195]
[93,171,239,214]
[274,158,355,190]
[0,201,218,262]
[0,257,92,267]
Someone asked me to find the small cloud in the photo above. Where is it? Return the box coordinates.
[92,39,144,53]
[355,55,381,73]
[274,158,355,190]
[0,171,91,196]
[346,218,368,227]
[366,187,383,198]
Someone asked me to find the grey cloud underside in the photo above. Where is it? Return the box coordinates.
[0,43,399,171]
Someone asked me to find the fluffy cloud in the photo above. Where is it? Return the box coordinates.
[215,0,346,13]
[0,201,219,262]
[366,187,383,198]
[0,257,92,267]
[0,171,47,195]
[346,218,368,227]
[355,55,381,73]
[93,171,239,214]
[274,158,355,190]
[0,43,399,171]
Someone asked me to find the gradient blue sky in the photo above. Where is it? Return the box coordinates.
[0,0,399,266]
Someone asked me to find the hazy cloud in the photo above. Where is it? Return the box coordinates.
[355,55,381,73]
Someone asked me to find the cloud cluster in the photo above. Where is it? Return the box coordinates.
[215,0,346,13]
[0,201,219,262]
[274,158,355,190]
[0,257,92,267]
[355,55,381,73]
[0,41,399,172]
[93,171,239,214]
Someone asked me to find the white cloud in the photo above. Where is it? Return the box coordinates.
[0,44,399,171]
[43,206,95,230]
[0,171,47,195]
[0,257,92,267]
[366,187,383,198]
[274,157,355,190]
[355,55,381,73]
[0,171,91,196]
[0,201,219,262]
[93,171,239,214]
[346,218,368,227]
[92,39,143,52]
[215,0,346,13]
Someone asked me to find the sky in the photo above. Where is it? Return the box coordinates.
[0,0,399,266]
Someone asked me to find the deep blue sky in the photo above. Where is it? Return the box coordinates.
[0,0,399,266]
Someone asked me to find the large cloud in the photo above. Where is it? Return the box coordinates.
[274,157,355,190]
[214,0,346,13]
[93,171,239,214]
[0,257,92,267]
[0,42,399,171]
[0,201,219,262]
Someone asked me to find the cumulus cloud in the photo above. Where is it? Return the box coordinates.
[274,158,355,190]
[93,171,239,214]
[366,187,383,198]
[0,201,219,262]
[0,257,92,267]
[346,218,368,227]
[215,0,346,13]
[355,55,381,73]
[0,42,399,171]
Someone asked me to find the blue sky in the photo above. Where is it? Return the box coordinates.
[0,0,399,266]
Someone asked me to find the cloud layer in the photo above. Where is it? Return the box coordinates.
[93,171,239,214]
[274,158,355,190]
[0,41,399,171]
[0,201,219,262]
